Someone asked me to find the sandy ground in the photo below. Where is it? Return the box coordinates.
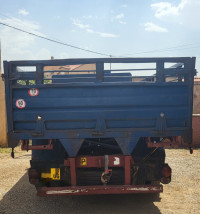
[0,149,200,214]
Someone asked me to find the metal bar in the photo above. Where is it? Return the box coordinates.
[105,68,156,71]
[43,70,96,73]
[11,81,186,89]
[36,65,43,84]
[146,136,184,148]
[8,57,193,66]
[69,158,76,186]
[156,61,165,82]
[3,62,13,133]
[11,128,186,141]
[105,155,109,170]
[124,156,131,185]
[37,185,163,196]
[96,62,104,82]
[21,139,53,150]
[65,155,125,168]
[147,142,179,148]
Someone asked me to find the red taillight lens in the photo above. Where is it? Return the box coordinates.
[161,165,172,178]
[161,177,171,184]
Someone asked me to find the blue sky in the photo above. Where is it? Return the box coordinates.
[0,0,200,72]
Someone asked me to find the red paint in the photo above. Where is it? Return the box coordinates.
[69,158,76,186]
[160,177,171,184]
[16,99,26,109]
[147,137,180,148]
[37,185,163,196]
[124,156,131,185]
[28,88,39,96]
[21,139,53,151]
[161,166,172,177]
[65,155,133,186]
[72,155,125,168]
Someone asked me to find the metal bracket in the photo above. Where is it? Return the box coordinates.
[1,73,5,81]
[156,112,167,133]
[147,137,179,148]
[21,139,53,151]
[32,116,45,136]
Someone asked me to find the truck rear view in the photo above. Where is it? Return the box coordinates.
[3,57,195,196]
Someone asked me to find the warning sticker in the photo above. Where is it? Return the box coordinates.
[16,99,26,109]
[114,157,120,165]
[51,168,60,180]
[80,157,87,166]
[28,88,39,96]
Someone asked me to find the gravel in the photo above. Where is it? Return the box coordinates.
[0,149,200,214]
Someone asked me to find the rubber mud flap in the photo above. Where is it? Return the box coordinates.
[7,134,20,148]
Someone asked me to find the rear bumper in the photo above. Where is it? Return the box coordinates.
[37,185,163,196]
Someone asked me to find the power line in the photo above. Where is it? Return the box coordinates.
[0,13,71,46]
[0,21,110,57]
[0,14,199,58]
[119,42,200,57]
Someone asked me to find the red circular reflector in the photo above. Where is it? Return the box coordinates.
[161,166,172,177]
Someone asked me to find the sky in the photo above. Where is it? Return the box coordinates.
[0,0,200,73]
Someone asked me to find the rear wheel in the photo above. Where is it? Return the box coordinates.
[131,138,165,185]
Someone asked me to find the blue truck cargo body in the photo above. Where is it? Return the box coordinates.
[4,57,195,157]
[3,57,196,196]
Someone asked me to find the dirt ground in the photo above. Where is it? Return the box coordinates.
[0,149,200,214]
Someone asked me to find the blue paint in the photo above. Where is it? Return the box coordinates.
[4,57,195,156]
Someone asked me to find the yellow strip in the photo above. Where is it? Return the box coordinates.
[41,168,60,180]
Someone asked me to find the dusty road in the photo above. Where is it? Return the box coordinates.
[0,149,200,214]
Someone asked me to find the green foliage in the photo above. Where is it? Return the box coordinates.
[0,148,11,153]
[17,80,52,85]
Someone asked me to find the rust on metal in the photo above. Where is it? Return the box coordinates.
[65,155,126,168]
[147,137,181,148]
[37,185,163,196]
[21,139,53,151]
[124,156,132,185]
[69,158,76,186]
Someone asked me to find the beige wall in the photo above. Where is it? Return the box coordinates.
[193,83,200,114]
[0,76,7,147]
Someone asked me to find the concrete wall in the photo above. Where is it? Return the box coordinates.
[193,84,200,114]
[0,76,7,147]
[192,82,200,147]
[192,115,200,147]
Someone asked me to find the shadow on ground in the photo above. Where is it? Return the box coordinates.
[0,172,162,214]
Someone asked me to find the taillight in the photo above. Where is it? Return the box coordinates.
[160,164,171,184]
[161,165,172,177]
